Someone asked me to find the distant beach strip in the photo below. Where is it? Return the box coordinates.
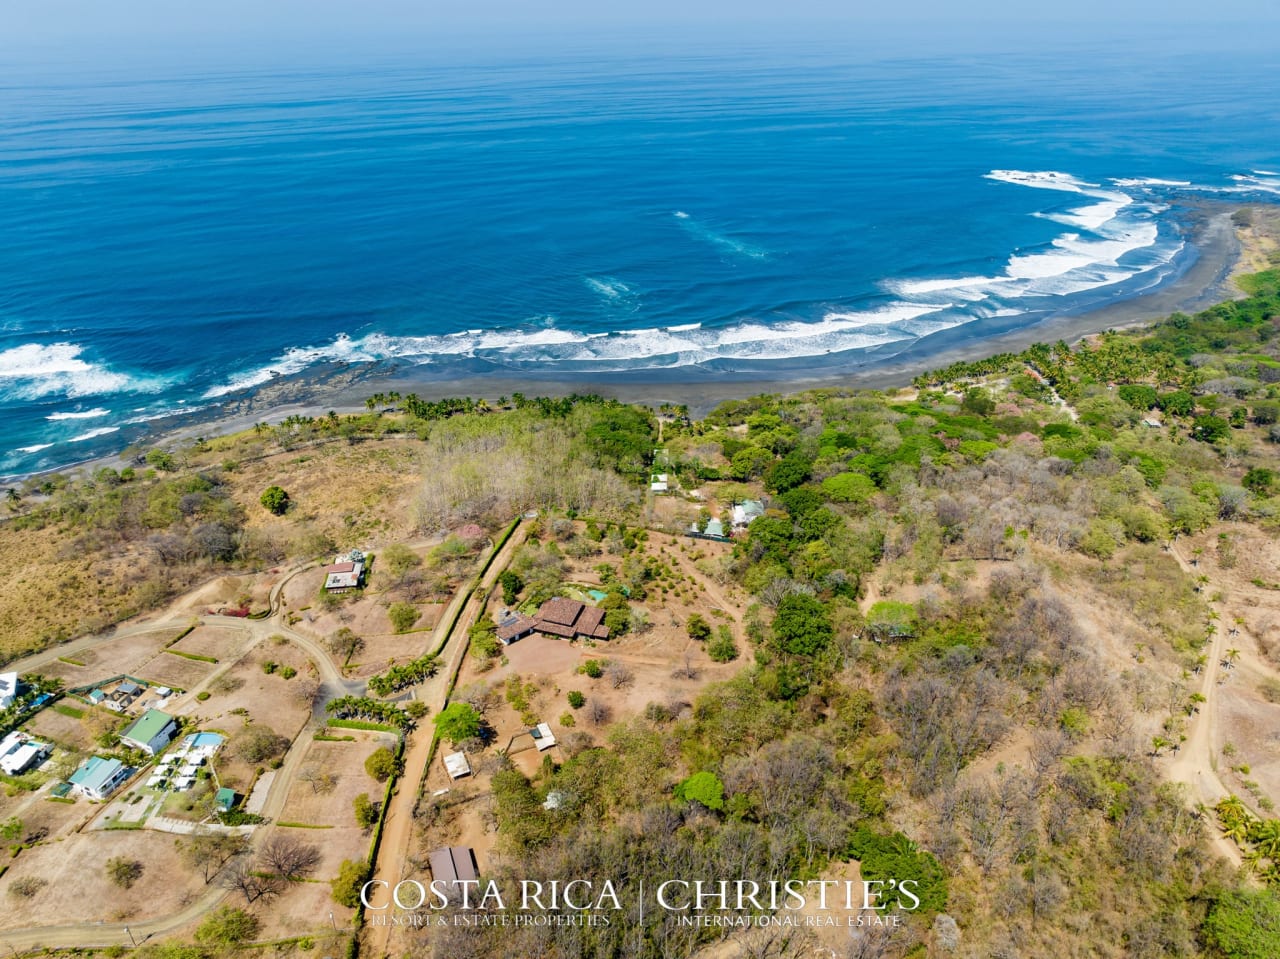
[0,171,1274,478]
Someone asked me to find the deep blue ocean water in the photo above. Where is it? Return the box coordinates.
[2,42,1279,475]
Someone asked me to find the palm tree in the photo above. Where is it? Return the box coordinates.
[1248,819,1280,861]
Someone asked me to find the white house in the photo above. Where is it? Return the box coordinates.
[68,756,130,800]
[0,731,51,775]
[0,671,18,710]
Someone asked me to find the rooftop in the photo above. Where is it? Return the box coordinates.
[121,708,175,745]
[69,755,125,792]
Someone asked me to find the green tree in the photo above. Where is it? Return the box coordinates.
[730,446,775,481]
[1194,414,1230,443]
[675,771,725,811]
[195,906,261,947]
[567,690,586,709]
[961,388,995,415]
[1117,384,1159,410]
[364,746,400,782]
[379,543,421,577]
[1244,467,1276,495]
[353,793,378,829]
[820,472,877,505]
[708,626,739,663]
[499,570,524,605]
[771,594,833,657]
[145,448,176,471]
[387,602,419,633]
[330,859,370,907]
[433,702,482,744]
[764,451,813,493]
[1203,888,1280,959]
[259,485,289,515]
[685,613,712,642]
[1158,390,1195,416]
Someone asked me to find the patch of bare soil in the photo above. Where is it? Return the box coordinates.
[0,831,205,930]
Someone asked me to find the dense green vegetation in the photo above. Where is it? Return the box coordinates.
[427,271,1280,959]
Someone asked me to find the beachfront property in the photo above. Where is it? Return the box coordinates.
[0,671,18,710]
[68,756,130,800]
[119,708,178,755]
[0,731,51,775]
[323,549,367,592]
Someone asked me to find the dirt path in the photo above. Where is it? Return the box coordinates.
[361,522,528,959]
[1162,541,1243,866]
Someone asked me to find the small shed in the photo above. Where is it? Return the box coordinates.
[531,722,558,752]
[443,751,472,779]
[215,787,237,812]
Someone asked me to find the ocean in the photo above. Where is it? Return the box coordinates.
[2,40,1279,476]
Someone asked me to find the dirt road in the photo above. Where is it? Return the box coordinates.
[1163,541,1243,866]
[361,521,527,959]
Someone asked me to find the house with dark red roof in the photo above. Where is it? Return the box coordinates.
[533,597,610,641]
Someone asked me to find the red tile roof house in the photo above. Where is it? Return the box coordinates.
[533,597,610,640]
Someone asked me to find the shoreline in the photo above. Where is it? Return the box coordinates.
[6,203,1257,482]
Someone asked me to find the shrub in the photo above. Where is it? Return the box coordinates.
[567,690,585,709]
[387,602,419,634]
[330,859,370,907]
[364,746,399,783]
[105,856,143,889]
[259,485,290,515]
[685,613,712,642]
[708,626,739,663]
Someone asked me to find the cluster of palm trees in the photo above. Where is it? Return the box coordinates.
[367,654,440,697]
[1217,795,1280,883]
[325,695,413,731]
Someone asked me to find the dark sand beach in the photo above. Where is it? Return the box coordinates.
[14,203,1260,482]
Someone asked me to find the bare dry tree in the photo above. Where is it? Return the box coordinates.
[259,833,322,881]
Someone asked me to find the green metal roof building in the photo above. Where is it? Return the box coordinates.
[119,708,178,755]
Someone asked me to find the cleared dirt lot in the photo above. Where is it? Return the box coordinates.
[134,653,219,690]
[170,624,252,662]
[0,830,205,930]
[253,735,393,938]
[33,628,188,686]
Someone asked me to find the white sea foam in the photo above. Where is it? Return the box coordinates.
[895,171,1175,304]
[1253,169,1280,176]
[45,408,109,421]
[16,443,53,454]
[584,276,636,301]
[68,426,120,442]
[1110,177,1192,187]
[122,404,209,425]
[201,300,951,386]
[0,342,143,399]
[674,211,768,260]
